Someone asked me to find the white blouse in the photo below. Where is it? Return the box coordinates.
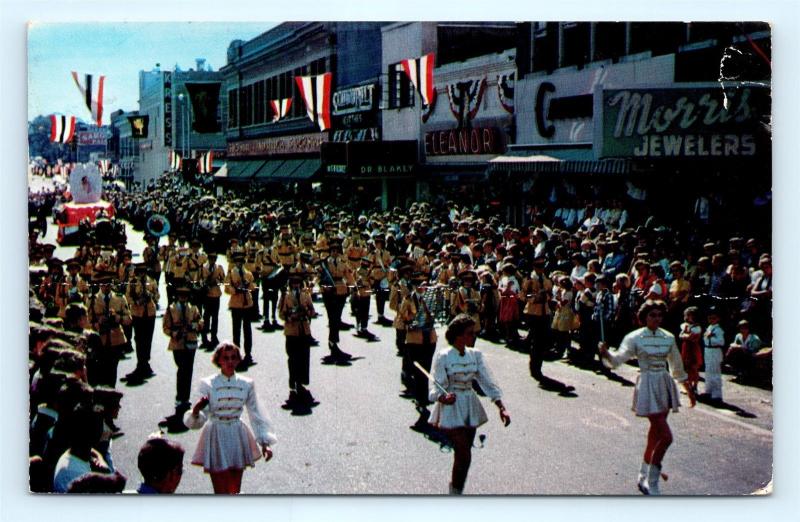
[428,348,503,429]
[184,373,277,446]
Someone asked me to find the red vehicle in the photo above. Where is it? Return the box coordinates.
[55,199,118,245]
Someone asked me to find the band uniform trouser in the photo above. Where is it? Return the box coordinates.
[132,316,156,372]
[374,286,389,317]
[172,348,196,409]
[285,335,311,390]
[354,295,370,331]
[203,296,220,343]
[408,333,435,408]
[322,292,346,343]
[250,286,261,319]
[231,307,253,356]
[262,278,280,321]
[88,344,124,388]
[526,313,552,378]
[165,274,175,305]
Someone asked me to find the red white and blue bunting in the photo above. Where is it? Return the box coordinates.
[49,114,76,143]
[400,53,435,106]
[71,71,105,126]
[269,98,293,122]
[295,73,332,131]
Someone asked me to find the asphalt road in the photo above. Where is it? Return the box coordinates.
[38,218,773,496]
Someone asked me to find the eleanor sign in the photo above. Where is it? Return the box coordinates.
[598,85,769,158]
[227,132,329,158]
[424,127,503,156]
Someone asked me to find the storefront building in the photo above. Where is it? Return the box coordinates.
[135,60,226,186]
[489,22,771,229]
[380,22,518,206]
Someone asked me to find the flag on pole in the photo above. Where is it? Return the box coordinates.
[197,151,214,174]
[269,98,293,122]
[295,73,332,131]
[71,72,105,126]
[169,150,182,171]
[49,114,76,143]
[98,159,111,174]
[400,53,435,106]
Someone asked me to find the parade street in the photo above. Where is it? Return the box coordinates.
[42,222,773,496]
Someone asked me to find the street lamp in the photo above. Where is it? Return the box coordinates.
[177,92,189,160]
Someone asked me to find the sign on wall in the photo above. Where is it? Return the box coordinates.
[597,84,770,158]
[163,71,173,147]
[227,132,329,158]
[424,127,504,156]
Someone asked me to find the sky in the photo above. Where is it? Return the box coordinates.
[27,22,273,122]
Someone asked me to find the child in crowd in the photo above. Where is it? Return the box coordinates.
[702,308,726,404]
[678,306,703,394]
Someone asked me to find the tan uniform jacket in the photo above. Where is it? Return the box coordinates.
[279,287,316,337]
[126,276,159,318]
[399,293,438,345]
[522,273,554,316]
[368,250,392,286]
[89,291,132,347]
[162,301,202,350]
[201,263,226,298]
[322,256,352,296]
[225,264,256,309]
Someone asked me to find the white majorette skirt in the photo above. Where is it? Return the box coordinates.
[632,370,682,416]
[191,419,262,472]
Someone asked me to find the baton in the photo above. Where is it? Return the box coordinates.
[413,361,449,395]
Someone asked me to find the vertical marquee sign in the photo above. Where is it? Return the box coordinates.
[163,71,173,148]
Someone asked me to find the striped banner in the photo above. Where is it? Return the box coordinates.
[98,159,111,173]
[197,151,214,174]
[49,114,76,143]
[169,150,182,171]
[400,53,435,106]
[295,73,332,131]
[71,71,105,126]
[269,98,292,122]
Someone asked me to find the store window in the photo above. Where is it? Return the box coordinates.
[240,83,253,126]
[561,22,591,68]
[253,80,265,125]
[629,22,686,57]
[532,22,558,73]
[594,22,626,62]
[228,89,238,128]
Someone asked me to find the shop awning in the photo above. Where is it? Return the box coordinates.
[254,158,321,181]
[225,160,266,180]
[487,153,630,175]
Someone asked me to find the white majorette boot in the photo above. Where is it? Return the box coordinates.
[449,482,463,495]
[647,464,662,495]
[637,461,650,495]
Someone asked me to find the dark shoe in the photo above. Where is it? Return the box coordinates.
[297,386,318,406]
[237,356,255,371]
[281,391,298,410]
[110,429,125,439]
[272,320,281,328]
[329,343,352,361]
[339,321,354,330]
[259,322,275,332]
[308,337,320,346]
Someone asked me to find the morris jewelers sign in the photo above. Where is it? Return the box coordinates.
[597,85,769,158]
